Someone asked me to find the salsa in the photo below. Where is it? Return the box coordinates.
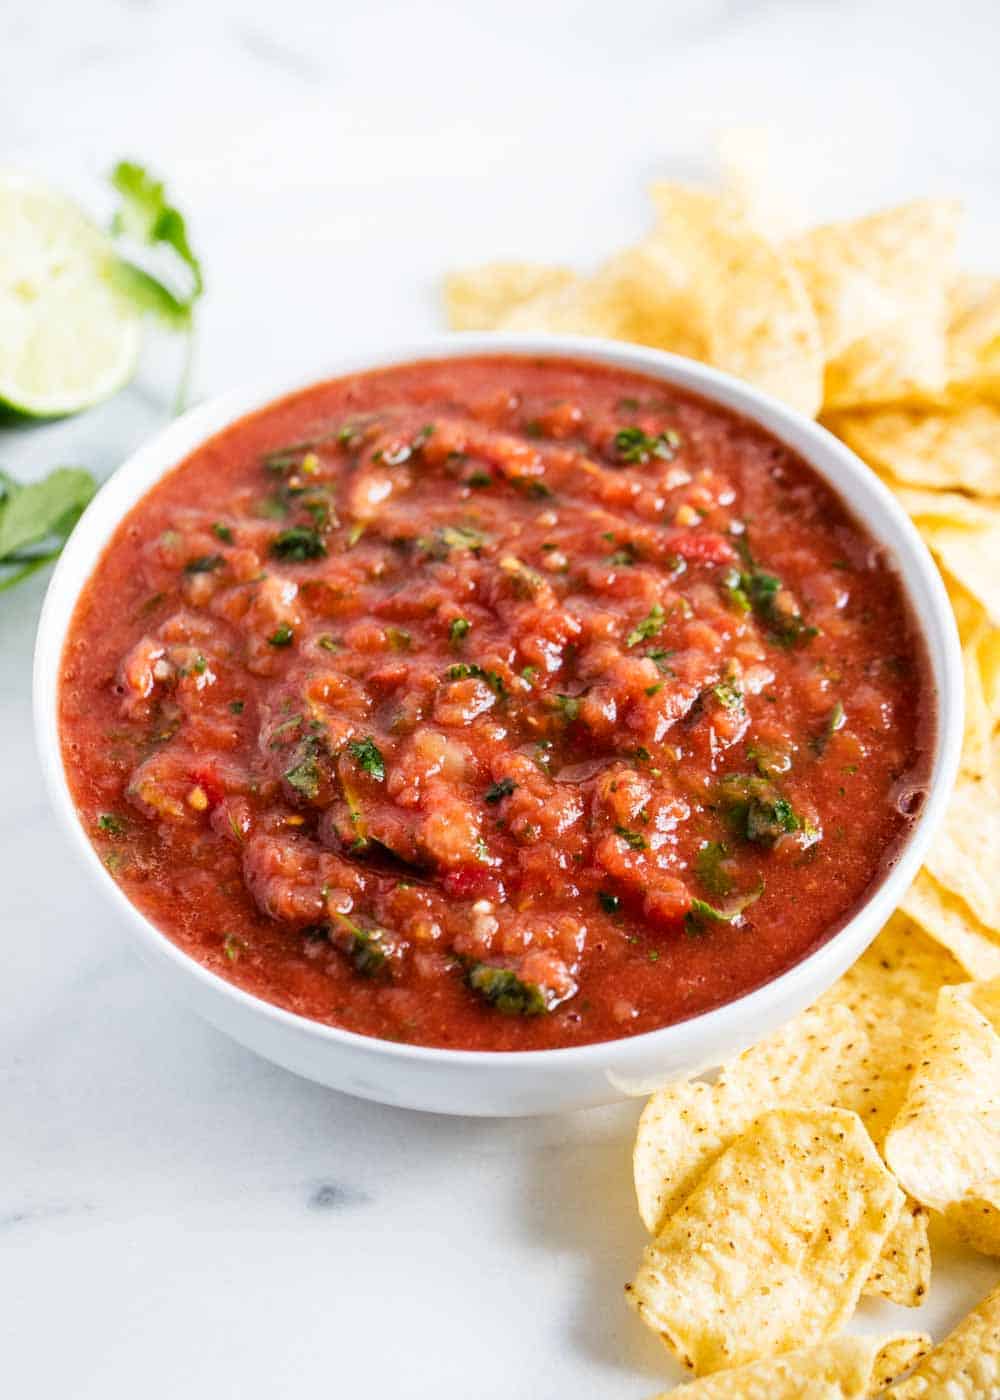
[59,355,933,1051]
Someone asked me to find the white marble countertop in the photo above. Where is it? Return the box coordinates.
[3,1,999,1394]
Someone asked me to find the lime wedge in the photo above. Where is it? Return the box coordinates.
[0,173,141,417]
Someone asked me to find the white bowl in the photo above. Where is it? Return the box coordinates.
[33,334,963,1116]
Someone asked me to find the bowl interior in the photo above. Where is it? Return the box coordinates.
[32,333,964,1079]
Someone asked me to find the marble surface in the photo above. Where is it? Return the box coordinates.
[3,1,999,1394]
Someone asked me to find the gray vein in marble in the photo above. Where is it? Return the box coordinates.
[307,1181,373,1212]
[234,23,326,83]
[0,1201,95,1232]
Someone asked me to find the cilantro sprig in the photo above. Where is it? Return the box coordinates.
[109,161,204,413]
[0,467,96,594]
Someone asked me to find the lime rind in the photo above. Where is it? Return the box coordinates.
[0,173,141,418]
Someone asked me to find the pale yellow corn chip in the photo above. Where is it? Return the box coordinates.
[790,201,959,409]
[885,979,1000,1255]
[947,275,1000,395]
[924,772,1000,932]
[829,403,1000,495]
[649,182,823,416]
[901,871,1000,981]
[947,1180,1000,1254]
[891,1284,1000,1398]
[628,1107,904,1375]
[893,487,1000,626]
[644,1332,930,1400]
[822,325,949,411]
[789,200,960,358]
[868,1333,933,1393]
[634,918,960,1303]
[494,275,610,336]
[443,262,574,330]
[957,615,1000,785]
[863,1201,932,1308]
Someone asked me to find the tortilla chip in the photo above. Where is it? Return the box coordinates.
[902,870,1000,981]
[443,263,574,331]
[495,273,622,338]
[890,1284,1000,1398]
[924,772,1000,932]
[947,274,1000,396]
[628,1107,903,1374]
[955,611,1000,785]
[863,1200,932,1308]
[649,183,823,416]
[634,918,960,1303]
[893,487,1000,626]
[644,1332,930,1399]
[885,979,1000,1255]
[575,241,706,358]
[789,200,959,409]
[829,402,1000,495]
[868,1333,933,1393]
[947,1180,1000,1254]
[789,200,960,357]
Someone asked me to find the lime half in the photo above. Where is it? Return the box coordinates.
[0,173,141,417]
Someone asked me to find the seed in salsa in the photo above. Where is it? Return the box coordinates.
[59,356,933,1051]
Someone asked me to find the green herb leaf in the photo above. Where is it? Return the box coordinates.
[615,826,647,851]
[613,426,682,465]
[284,741,322,800]
[330,912,393,979]
[212,522,233,543]
[109,160,203,412]
[347,736,386,782]
[695,841,734,897]
[184,553,222,574]
[268,623,294,647]
[711,682,744,712]
[626,603,665,648]
[449,617,471,645]
[598,891,620,914]
[552,693,581,722]
[685,880,764,935]
[97,812,127,836]
[465,961,551,1016]
[0,467,97,594]
[484,778,515,804]
[737,554,818,649]
[812,700,846,754]
[446,662,505,696]
[716,774,802,846]
[270,526,327,562]
[110,161,202,299]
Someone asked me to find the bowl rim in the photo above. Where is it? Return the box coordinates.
[33,331,965,1069]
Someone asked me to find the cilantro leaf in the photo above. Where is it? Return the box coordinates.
[270,526,327,561]
[484,778,515,804]
[716,773,802,846]
[0,467,96,594]
[110,161,202,302]
[464,961,552,1016]
[694,841,734,897]
[612,426,681,465]
[348,736,386,782]
[685,879,764,935]
[626,603,665,648]
[109,160,204,412]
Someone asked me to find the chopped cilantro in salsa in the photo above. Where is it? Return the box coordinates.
[348,736,386,782]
